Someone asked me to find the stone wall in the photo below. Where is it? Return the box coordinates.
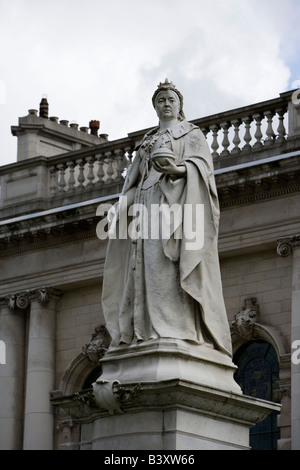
[56,283,104,386]
[221,251,292,341]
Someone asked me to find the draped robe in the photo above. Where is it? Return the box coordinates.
[101,119,232,356]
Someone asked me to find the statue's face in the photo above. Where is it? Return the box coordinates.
[154,90,180,121]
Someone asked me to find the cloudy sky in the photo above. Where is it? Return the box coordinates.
[1,0,300,166]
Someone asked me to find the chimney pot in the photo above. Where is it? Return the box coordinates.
[39,97,49,119]
[89,120,100,136]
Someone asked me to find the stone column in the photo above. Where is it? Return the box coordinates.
[0,294,27,449]
[23,288,62,450]
[277,235,300,449]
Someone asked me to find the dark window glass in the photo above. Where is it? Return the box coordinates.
[81,365,102,390]
[233,341,280,450]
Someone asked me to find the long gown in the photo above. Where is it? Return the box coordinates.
[101,119,232,356]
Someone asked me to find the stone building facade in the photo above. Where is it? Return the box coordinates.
[0,90,300,450]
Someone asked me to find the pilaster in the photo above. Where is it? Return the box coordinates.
[0,294,27,449]
[277,234,300,449]
[23,287,63,450]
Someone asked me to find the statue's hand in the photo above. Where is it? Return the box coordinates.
[153,158,187,176]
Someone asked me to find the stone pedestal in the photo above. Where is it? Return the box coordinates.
[85,381,280,450]
[98,339,242,393]
[52,339,281,450]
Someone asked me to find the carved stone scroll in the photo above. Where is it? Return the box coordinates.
[277,234,300,257]
[0,287,63,312]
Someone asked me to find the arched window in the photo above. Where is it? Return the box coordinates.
[233,340,280,450]
[81,365,102,390]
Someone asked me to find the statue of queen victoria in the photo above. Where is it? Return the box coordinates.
[101,79,232,357]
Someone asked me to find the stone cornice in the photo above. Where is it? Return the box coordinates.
[0,198,110,258]
[216,153,300,208]
[0,220,99,258]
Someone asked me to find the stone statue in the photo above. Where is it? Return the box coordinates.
[101,79,232,356]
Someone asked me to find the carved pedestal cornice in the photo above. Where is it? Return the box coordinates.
[50,378,280,428]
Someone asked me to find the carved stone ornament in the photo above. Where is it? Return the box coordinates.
[50,382,142,421]
[30,287,63,304]
[6,294,17,311]
[15,291,30,310]
[231,298,259,339]
[37,287,50,305]
[277,234,300,257]
[51,389,97,421]
[0,287,63,311]
[92,380,141,415]
[82,324,111,364]
[5,292,30,311]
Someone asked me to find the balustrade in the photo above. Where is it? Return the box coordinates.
[0,91,294,206]
[193,104,288,162]
[48,103,288,196]
[48,144,134,196]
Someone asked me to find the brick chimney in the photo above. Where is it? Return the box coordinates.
[89,120,100,136]
[39,96,49,119]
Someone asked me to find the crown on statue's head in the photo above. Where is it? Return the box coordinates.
[152,78,184,111]
[157,78,176,89]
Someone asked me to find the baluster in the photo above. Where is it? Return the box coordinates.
[115,149,125,181]
[264,110,275,146]
[76,158,85,191]
[57,164,66,193]
[242,116,253,151]
[276,108,287,143]
[49,166,58,195]
[96,153,105,186]
[66,160,75,192]
[86,156,95,188]
[209,124,220,158]
[105,151,114,184]
[253,113,264,150]
[200,127,210,139]
[220,121,230,157]
[231,119,241,154]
